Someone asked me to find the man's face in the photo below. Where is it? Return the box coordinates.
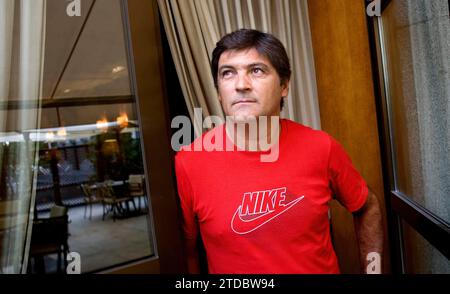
[217,48,289,122]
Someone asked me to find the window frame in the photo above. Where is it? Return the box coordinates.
[366,0,450,273]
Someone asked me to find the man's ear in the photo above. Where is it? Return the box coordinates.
[281,80,290,97]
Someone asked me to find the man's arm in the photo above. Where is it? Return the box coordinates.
[175,155,201,274]
[352,190,383,273]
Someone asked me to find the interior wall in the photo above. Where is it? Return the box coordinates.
[307,0,390,273]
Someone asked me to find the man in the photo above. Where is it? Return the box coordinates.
[175,29,383,274]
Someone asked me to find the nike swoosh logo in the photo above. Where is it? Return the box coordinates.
[231,195,305,234]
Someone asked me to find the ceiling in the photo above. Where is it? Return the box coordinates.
[2,0,140,132]
[42,0,131,99]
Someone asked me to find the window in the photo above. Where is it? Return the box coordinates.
[371,0,450,273]
[381,0,449,222]
[402,220,449,273]
[1,0,156,273]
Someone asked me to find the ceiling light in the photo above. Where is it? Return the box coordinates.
[57,127,67,137]
[112,66,125,74]
[45,132,55,142]
[116,112,129,128]
[96,117,109,132]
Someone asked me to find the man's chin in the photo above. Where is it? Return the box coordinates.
[228,113,259,124]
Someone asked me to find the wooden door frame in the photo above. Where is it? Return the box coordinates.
[103,0,185,274]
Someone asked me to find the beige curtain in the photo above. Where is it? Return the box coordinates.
[0,0,46,273]
[157,0,321,136]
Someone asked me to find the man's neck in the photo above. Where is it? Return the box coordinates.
[225,116,281,152]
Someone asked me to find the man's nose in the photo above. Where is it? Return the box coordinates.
[235,72,251,92]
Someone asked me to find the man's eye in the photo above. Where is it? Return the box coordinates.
[252,68,264,75]
[221,70,233,77]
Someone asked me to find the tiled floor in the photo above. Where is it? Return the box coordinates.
[32,198,154,273]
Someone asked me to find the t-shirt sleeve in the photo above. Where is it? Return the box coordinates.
[175,153,199,240]
[327,135,368,212]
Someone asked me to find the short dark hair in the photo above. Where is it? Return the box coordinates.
[211,29,291,110]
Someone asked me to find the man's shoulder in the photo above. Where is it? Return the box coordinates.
[175,124,225,160]
[283,119,331,144]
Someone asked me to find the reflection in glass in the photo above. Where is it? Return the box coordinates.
[2,0,155,273]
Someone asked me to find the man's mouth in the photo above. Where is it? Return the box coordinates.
[232,99,257,106]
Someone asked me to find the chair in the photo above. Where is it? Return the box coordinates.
[29,214,69,273]
[80,184,101,220]
[50,205,68,218]
[99,182,135,222]
[127,174,147,211]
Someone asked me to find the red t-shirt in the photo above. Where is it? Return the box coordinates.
[175,119,368,273]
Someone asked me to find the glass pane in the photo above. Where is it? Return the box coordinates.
[402,219,450,273]
[380,0,450,222]
[2,0,156,273]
